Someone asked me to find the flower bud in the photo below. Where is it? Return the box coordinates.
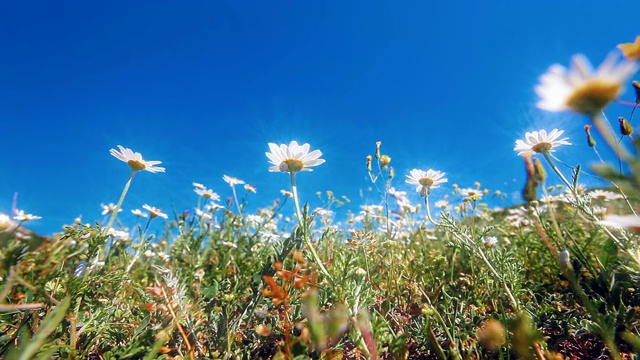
[633,80,640,104]
[366,155,372,172]
[619,116,633,136]
[584,125,596,147]
[380,155,391,168]
[375,141,382,159]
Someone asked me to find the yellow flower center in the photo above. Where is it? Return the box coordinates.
[127,160,146,172]
[531,142,552,153]
[565,80,622,115]
[280,159,304,173]
[419,178,434,187]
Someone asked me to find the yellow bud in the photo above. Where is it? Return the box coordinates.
[388,166,395,179]
[380,155,391,168]
[366,155,372,172]
[619,116,633,136]
[375,141,382,159]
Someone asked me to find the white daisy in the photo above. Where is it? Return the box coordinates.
[110,145,165,173]
[588,189,623,201]
[142,204,169,220]
[406,169,448,197]
[223,175,245,187]
[514,129,571,156]
[101,203,122,216]
[195,187,220,201]
[599,214,640,231]
[13,210,41,222]
[266,141,325,173]
[535,53,638,115]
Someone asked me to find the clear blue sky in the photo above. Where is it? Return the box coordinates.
[1,1,638,235]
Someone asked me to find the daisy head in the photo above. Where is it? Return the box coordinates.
[142,204,169,220]
[223,175,245,187]
[110,145,165,173]
[514,129,571,156]
[406,169,448,197]
[266,141,325,174]
[535,53,638,116]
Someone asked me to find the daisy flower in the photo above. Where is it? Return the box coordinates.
[618,36,640,61]
[406,169,448,197]
[223,175,245,187]
[535,53,638,115]
[13,210,42,222]
[266,141,325,173]
[194,187,221,201]
[0,213,12,231]
[244,184,257,193]
[131,209,148,218]
[514,129,571,156]
[101,203,122,215]
[142,204,169,219]
[599,214,640,231]
[110,145,165,173]
[589,189,623,201]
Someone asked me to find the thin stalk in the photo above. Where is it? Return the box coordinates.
[542,153,573,192]
[289,172,333,283]
[104,171,135,232]
[591,112,632,161]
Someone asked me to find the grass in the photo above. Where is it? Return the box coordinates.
[2,142,640,360]
[2,42,640,359]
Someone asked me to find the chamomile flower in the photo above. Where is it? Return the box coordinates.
[535,53,638,115]
[13,210,41,222]
[266,141,325,173]
[588,189,623,201]
[599,214,640,231]
[142,204,168,220]
[406,169,448,197]
[223,175,245,187]
[110,145,165,173]
[101,203,122,215]
[514,129,571,156]
[618,36,640,61]
[194,187,221,201]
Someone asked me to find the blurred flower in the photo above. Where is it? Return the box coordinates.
[482,236,498,246]
[599,214,640,231]
[0,214,11,231]
[110,145,165,173]
[266,141,325,173]
[195,187,221,201]
[101,203,122,215]
[588,189,623,201]
[514,129,571,156]
[406,169,448,197]
[223,175,245,187]
[131,209,148,218]
[244,184,257,193]
[281,190,293,197]
[618,36,640,61]
[535,53,638,115]
[460,188,483,199]
[142,204,169,219]
[192,182,206,190]
[13,210,41,222]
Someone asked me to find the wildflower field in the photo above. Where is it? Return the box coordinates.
[3,37,640,360]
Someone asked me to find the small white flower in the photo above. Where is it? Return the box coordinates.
[142,204,168,219]
[101,203,122,216]
[13,210,42,222]
[535,53,638,115]
[0,214,12,231]
[131,209,148,218]
[223,175,245,187]
[460,188,483,199]
[244,184,257,193]
[110,145,165,173]
[281,190,293,197]
[143,250,156,258]
[406,169,448,197]
[514,129,571,156]
[482,236,498,246]
[195,187,221,201]
[589,189,623,201]
[599,214,640,231]
[266,141,325,173]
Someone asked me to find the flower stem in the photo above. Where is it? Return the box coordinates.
[105,171,135,232]
[542,153,573,192]
[289,172,333,283]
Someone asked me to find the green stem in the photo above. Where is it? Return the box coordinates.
[104,171,135,232]
[542,152,573,192]
[289,172,333,283]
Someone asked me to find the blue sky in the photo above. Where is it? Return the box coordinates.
[1,1,639,235]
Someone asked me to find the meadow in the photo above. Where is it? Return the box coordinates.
[2,37,640,359]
